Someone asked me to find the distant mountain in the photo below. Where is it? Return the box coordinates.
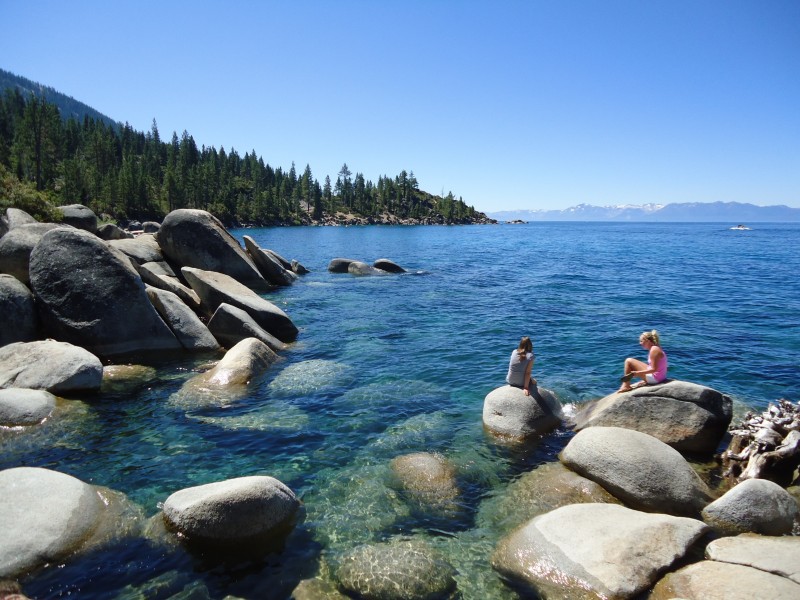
[488,201,800,223]
[0,68,119,128]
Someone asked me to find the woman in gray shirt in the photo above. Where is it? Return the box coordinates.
[506,336,536,396]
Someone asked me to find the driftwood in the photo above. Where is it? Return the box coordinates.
[721,399,800,486]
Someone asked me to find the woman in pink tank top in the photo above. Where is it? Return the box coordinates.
[617,329,668,393]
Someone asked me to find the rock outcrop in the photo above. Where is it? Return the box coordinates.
[0,340,103,394]
[482,385,562,438]
[108,234,164,265]
[145,286,220,352]
[162,475,300,546]
[156,209,267,289]
[207,302,286,352]
[573,380,732,454]
[29,228,181,357]
[492,503,709,600]
[243,235,297,286]
[559,426,713,516]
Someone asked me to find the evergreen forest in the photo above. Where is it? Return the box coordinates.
[0,81,487,226]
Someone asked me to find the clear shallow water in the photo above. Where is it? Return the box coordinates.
[3,222,799,598]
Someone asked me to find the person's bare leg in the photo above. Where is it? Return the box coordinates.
[618,358,648,392]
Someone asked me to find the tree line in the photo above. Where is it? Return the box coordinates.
[0,88,484,225]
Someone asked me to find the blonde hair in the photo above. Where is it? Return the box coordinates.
[517,336,533,359]
[640,330,660,346]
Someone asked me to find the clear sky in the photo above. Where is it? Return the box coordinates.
[1,0,798,213]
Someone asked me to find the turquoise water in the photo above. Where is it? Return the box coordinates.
[4,222,799,598]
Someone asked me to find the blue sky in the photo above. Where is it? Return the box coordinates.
[1,0,798,212]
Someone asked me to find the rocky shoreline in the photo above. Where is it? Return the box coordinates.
[1,204,798,599]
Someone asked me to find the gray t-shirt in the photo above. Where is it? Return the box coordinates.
[506,350,533,388]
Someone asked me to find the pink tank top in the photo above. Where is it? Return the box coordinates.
[649,347,668,381]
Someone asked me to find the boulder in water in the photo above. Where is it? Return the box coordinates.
[0,388,56,426]
[373,258,406,273]
[0,340,103,394]
[207,302,286,352]
[482,384,562,438]
[701,478,798,535]
[328,258,358,273]
[348,260,385,276]
[390,452,459,507]
[145,286,220,352]
[242,235,297,286]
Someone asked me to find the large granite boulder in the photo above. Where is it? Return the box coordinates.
[0,340,103,394]
[492,503,708,600]
[108,234,164,265]
[141,220,160,233]
[136,262,200,311]
[335,539,458,600]
[650,560,800,600]
[96,222,132,240]
[705,534,800,583]
[4,207,38,232]
[0,467,143,578]
[482,385,562,438]
[156,209,266,289]
[145,286,220,352]
[476,462,622,536]
[0,388,56,426]
[29,228,182,358]
[559,426,713,516]
[182,267,298,342]
[390,452,459,507]
[0,223,65,285]
[207,302,286,352]
[348,261,385,276]
[701,478,798,535]
[171,337,278,409]
[162,475,299,546]
[57,204,97,233]
[0,274,38,346]
[328,258,358,273]
[573,380,733,454]
[242,235,297,286]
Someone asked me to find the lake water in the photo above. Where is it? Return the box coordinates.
[4,222,799,598]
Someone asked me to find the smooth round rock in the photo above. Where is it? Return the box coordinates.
[702,478,799,535]
[0,340,103,394]
[0,388,56,425]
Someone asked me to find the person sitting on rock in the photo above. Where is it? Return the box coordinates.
[506,336,537,396]
[618,329,668,393]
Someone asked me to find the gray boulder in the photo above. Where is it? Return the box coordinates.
[373,258,406,273]
[182,267,298,342]
[96,222,132,240]
[171,337,278,408]
[156,209,266,289]
[348,260,385,276]
[650,560,800,600]
[0,340,103,394]
[492,503,708,600]
[390,452,459,507]
[290,259,309,274]
[0,223,65,285]
[242,235,296,286]
[560,426,713,516]
[328,258,358,273]
[482,385,562,438]
[264,248,292,269]
[207,303,286,352]
[476,462,622,536]
[108,234,164,265]
[573,380,732,454]
[0,388,56,426]
[145,286,220,352]
[162,475,299,545]
[142,221,161,233]
[136,262,200,311]
[4,207,38,230]
[702,478,798,535]
[29,228,182,358]
[0,274,38,346]
[0,467,143,578]
[57,204,97,233]
[336,539,458,600]
[705,534,800,584]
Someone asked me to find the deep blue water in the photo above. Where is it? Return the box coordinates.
[4,222,799,599]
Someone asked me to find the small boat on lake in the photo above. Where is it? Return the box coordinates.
[730,224,751,230]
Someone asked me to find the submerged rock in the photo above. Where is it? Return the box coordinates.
[492,503,709,600]
[482,385,562,438]
[335,539,458,600]
[0,388,56,426]
[701,478,798,535]
[0,340,103,394]
[573,380,732,454]
[268,359,354,397]
[390,452,460,507]
[162,475,300,546]
[559,426,713,516]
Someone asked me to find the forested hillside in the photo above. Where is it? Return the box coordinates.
[0,79,489,226]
